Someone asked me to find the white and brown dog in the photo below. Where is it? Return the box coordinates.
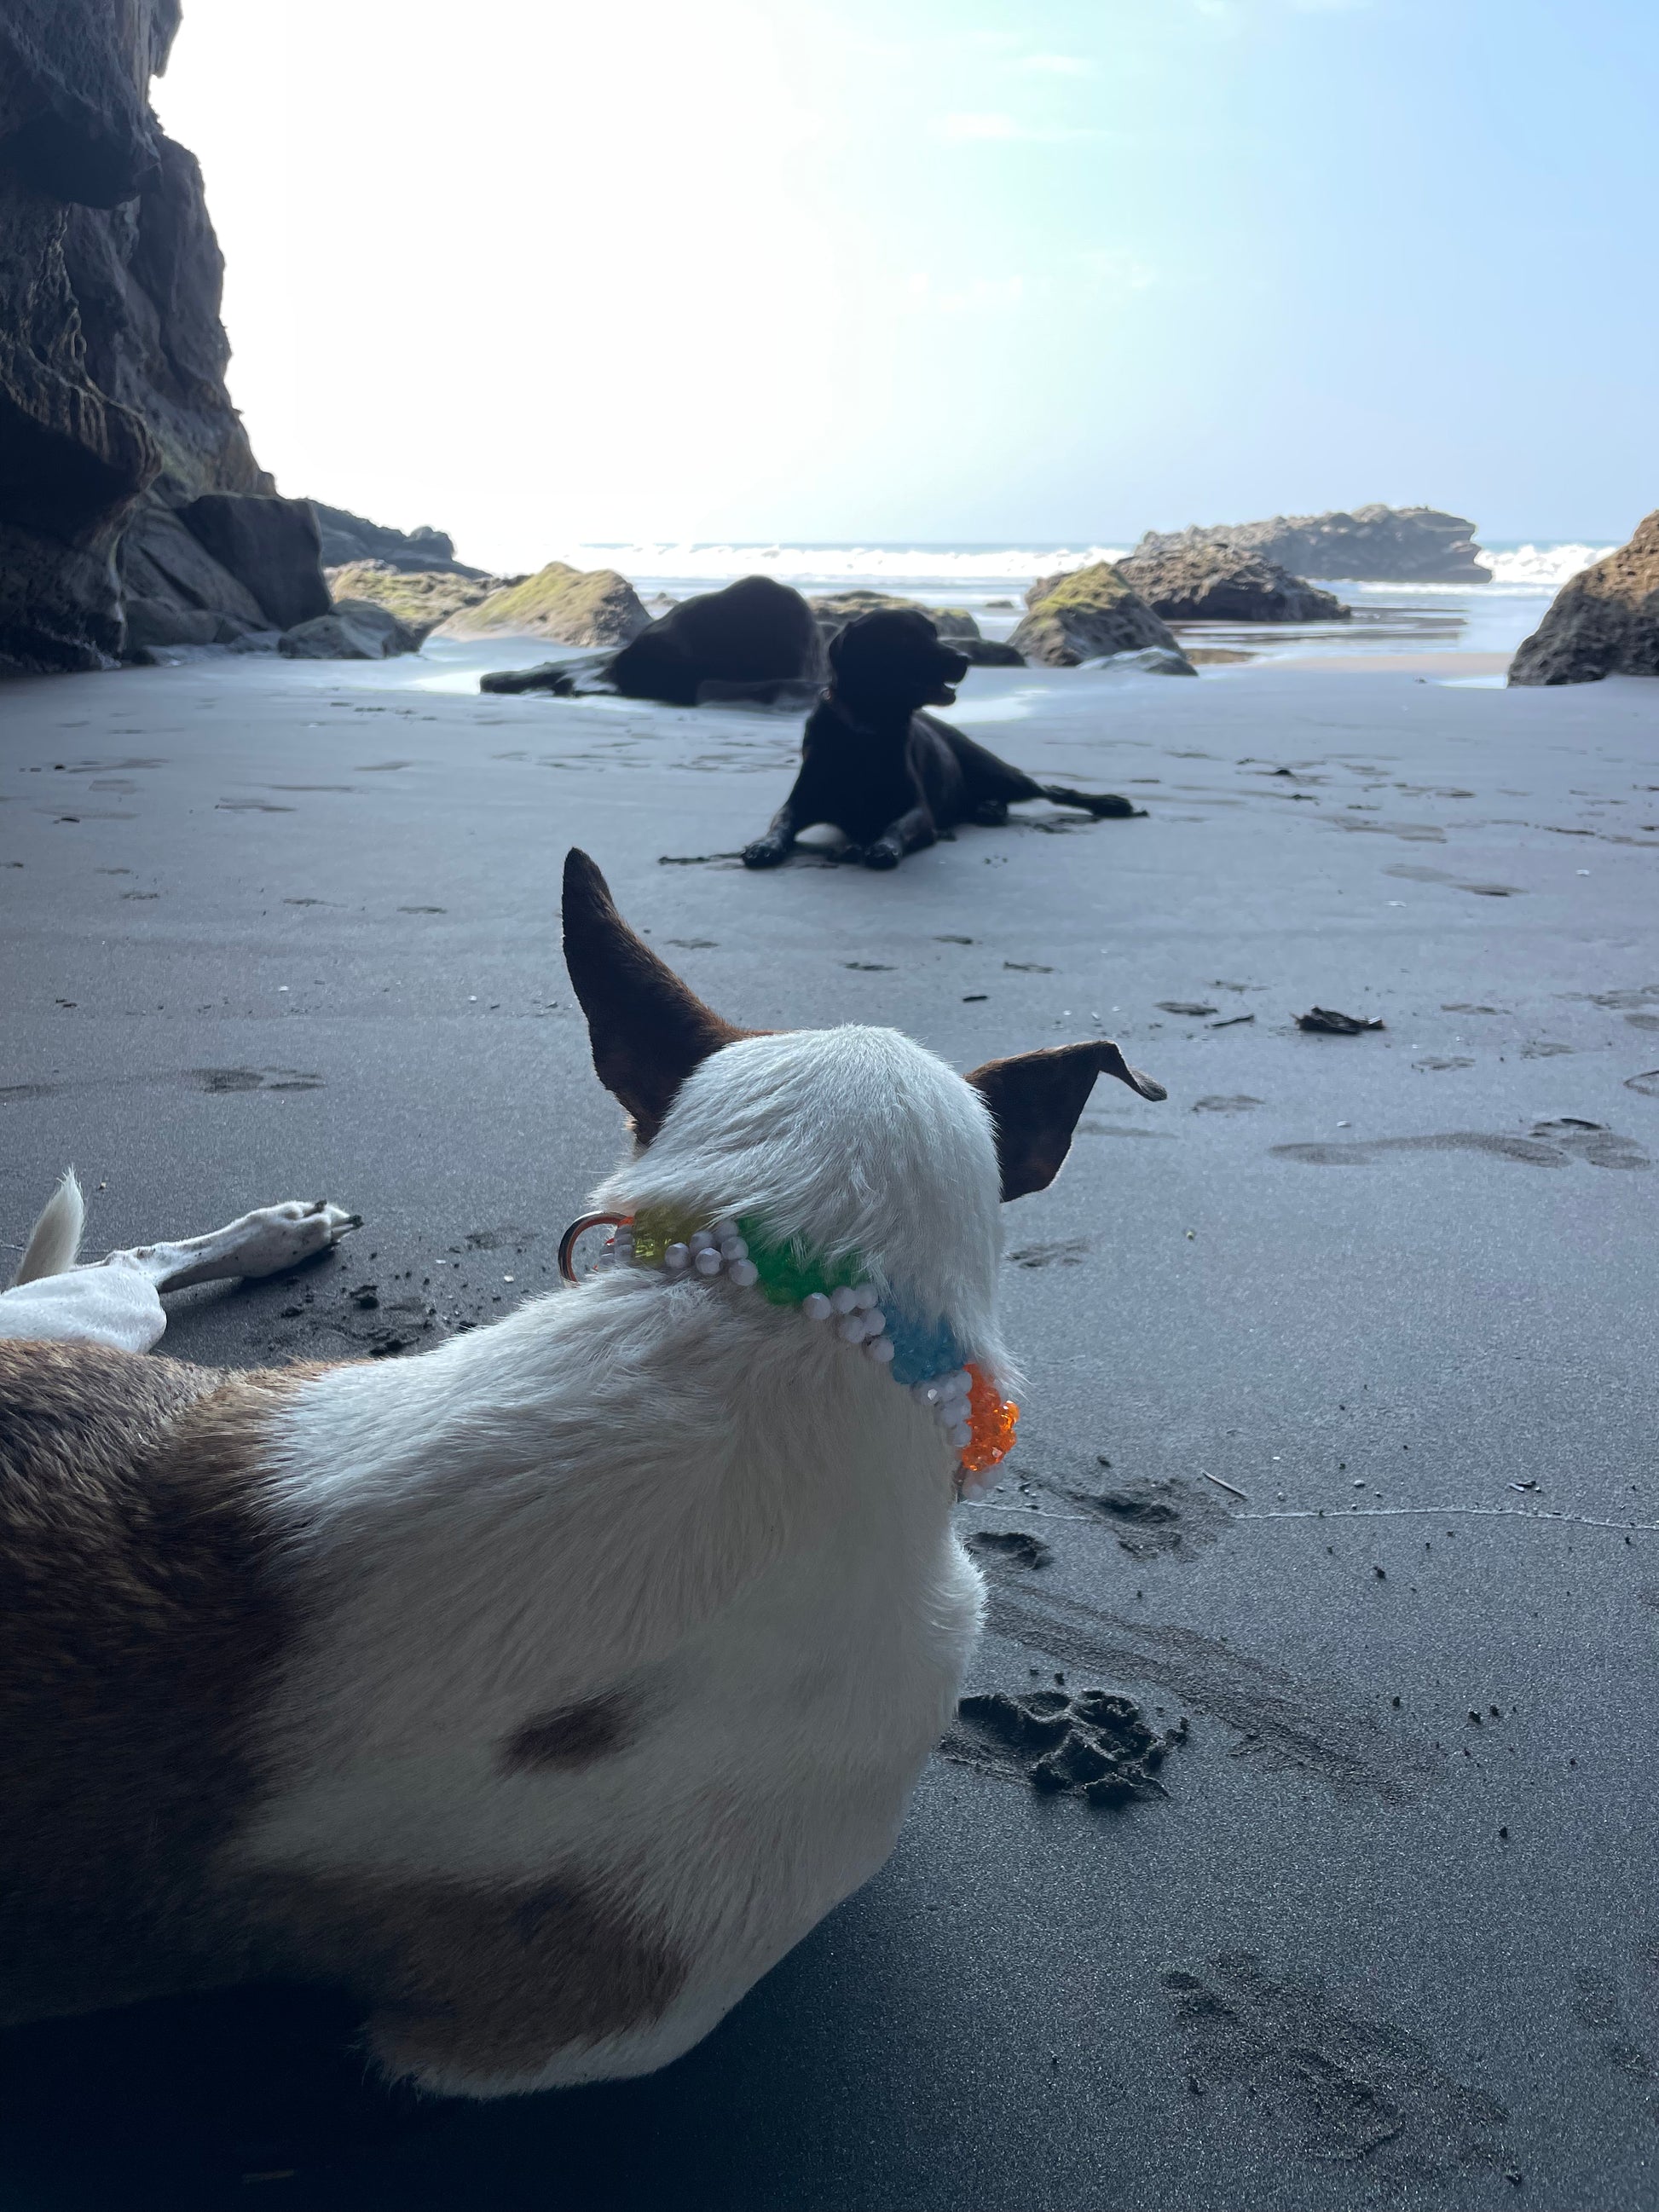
[0,850,1163,2097]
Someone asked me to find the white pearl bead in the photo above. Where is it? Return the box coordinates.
[949,1421,973,1451]
[852,1283,878,1310]
[912,1381,940,1405]
[934,1400,958,1426]
[719,1236,748,1262]
[950,1368,973,1395]
[694,1248,723,1276]
[830,1285,858,1315]
[712,1219,740,1245]
[728,1258,759,1288]
[866,1336,896,1364]
[862,1308,887,1336]
[803,1291,834,1321]
[838,1314,867,1344]
[960,1474,989,1502]
[663,1244,690,1271]
[688,1229,715,1255]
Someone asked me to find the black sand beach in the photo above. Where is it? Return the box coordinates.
[2,653,1657,2209]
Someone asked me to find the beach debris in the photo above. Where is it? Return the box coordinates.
[1297,1007,1385,1034]
[1200,1470,1250,1502]
[1159,1001,1218,1016]
[1192,1094,1263,1113]
[1627,1070,1659,1097]
[948,1688,1188,1807]
[1210,1013,1255,1028]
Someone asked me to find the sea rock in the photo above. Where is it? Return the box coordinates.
[1508,512,1659,686]
[1011,563,1194,671]
[810,590,981,644]
[1089,645,1199,679]
[119,495,270,641]
[324,560,506,640]
[1130,505,1489,585]
[0,4,314,672]
[309,503,486,579]
[277,598,421,661]
[955,636,1026,667]
[445,561,650,648]
[176,493,329,632]
[604,575,827,705]
[1118,546,1350,623]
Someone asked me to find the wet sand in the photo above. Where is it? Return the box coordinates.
[1,651,1657,2209]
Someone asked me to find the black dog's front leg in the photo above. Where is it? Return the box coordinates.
[861,803,936,870]
[742,798,801,869]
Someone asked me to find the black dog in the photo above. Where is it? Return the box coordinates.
[741,609,1140,871]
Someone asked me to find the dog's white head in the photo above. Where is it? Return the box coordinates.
[563,850,1165,1358]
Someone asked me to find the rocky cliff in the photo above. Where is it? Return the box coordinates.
[310,504,486,578]
[1508,513,1659,686]
[1130,506,1489,585]
[0,0,327,670]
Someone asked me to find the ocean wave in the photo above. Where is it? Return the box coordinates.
[1477,542,1613,590]
[546,539,1613,598]
[556,543,1130,587]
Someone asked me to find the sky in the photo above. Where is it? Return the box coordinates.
[155,0,1659,571]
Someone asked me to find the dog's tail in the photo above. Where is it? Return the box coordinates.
[1038,783,1144,820]
[12,1169,85,1287]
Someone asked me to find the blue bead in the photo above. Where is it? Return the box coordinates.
[884,1308,963,1389]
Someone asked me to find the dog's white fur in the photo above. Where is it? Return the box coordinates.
[231,1025,1002,2092]
[0,1173,356,1349]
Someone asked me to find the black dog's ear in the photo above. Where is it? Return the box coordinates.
[965,1041,1166,1201]
[562,849,756,1143]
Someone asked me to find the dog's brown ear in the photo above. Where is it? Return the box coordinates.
[965,1041,1166,1202]
[562,849,753,1142]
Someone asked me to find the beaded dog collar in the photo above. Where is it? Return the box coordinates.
[558,1208,1018,1500]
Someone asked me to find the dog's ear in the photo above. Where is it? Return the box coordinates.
[965,1041,1166,1201]
[562,849,753,1142]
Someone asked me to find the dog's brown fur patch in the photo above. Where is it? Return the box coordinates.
[0,1342,327,2024]
[259,1863,688,2087]
[500,1692,637,1775]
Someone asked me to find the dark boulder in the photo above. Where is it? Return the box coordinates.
[1509,513,1659,686]
[1130,505,1489,585]
[278,599,421,661]
[176,493,329,632]
[810,590,980,646]
[119,496,269,640]
[605,574,827,705]
[1118,546,1350,623]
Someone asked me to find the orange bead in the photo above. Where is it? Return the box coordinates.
[961,1363,1020,1475]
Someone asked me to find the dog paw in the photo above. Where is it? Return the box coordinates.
[228,1200,360,1278]
[741,840,789,870]
[862,841,902,871]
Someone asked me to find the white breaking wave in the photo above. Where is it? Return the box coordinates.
[1477,542,1614,591]
[553,544,1130,588]
[539,539,1612,598]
